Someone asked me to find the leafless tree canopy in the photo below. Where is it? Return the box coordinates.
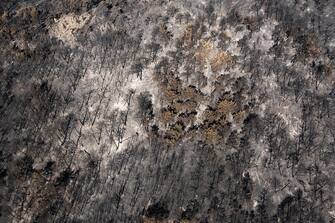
[0,0,335,222]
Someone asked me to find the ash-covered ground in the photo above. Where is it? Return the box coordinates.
[0,0,335,222]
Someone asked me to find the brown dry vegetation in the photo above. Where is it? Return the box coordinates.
[210,51,234,73]
[217,99,237,115]
[154,70,206,145]
[16,5,38,22]
[204,127,220,144]
[194,39,213,66]
[153,66,249,147]
[164,122,185,145]
[160,109,174,124]
[233,110,247,124]
[151,23,250,148]
[305,34,322,57]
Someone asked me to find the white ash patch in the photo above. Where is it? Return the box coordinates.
[12,80,32,96]
[194,103,208,125]
[200,63,215,95]
[248,19,278,52]
[329,208,335,219]
[228,27,249,56]
[258,71,302,139]
[69,56,160,157]
[49,13,91,47]
[277,100,302,139]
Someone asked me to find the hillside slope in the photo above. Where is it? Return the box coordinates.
[0,0,335,222]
